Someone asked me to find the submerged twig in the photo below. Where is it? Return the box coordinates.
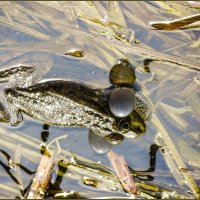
[71,157,115,176]
[0,145,24,197]
[0,23,199,71]
[137,180,190,199]
[46,135,68,150]
[27,150,60,199]
[27,135,66,199]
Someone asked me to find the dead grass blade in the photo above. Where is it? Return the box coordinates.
[107,150,137,194]
[149,14,200,30]
[27,150,60,199]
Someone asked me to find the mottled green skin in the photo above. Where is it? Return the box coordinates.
[0,65,149,142]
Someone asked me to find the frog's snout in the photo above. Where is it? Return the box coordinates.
[132,123,146,135]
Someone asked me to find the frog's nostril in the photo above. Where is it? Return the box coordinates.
[134,124,146,135]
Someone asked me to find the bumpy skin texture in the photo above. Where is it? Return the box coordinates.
[4,80,148,139]
[5,81,113,134]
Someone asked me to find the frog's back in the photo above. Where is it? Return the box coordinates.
[4,80,115,135]
[8,80,108,112]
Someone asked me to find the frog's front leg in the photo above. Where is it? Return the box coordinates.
[2,99,23,126]
[0,92,23,125]
[7,103,23,126]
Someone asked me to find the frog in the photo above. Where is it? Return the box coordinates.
[0,59,150,144]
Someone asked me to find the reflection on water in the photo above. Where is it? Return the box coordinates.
[41,124,49,143]
[88,130,113,154]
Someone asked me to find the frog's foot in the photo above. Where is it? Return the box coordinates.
[0,102,10,123]
[7,104,23,126]
[0,65,35,85]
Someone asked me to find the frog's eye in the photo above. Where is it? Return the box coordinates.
[118,119,130,132]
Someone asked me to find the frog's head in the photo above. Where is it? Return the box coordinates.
[107,87,146,138]
[89,110,146,146]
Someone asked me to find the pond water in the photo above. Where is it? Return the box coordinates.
[0,1,199,199]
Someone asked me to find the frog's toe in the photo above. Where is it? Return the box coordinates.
[10,112,23,126]
[0,103,10,123]
[7,105,23,126]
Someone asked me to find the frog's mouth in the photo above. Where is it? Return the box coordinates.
[104,130,138,145]
[123,131,139,138]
